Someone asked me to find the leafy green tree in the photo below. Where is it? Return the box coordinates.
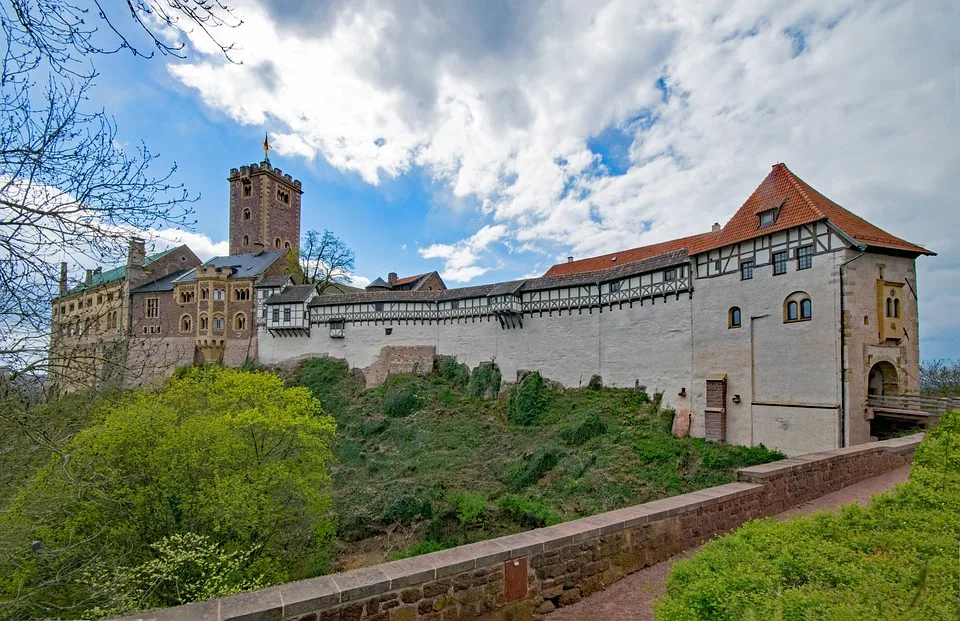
[0,366,336,619]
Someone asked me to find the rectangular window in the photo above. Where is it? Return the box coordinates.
[773,251,788,275]
[146,298,159,318]
[758,210,776,228]
[714,259,722,273]
[283,308,291,323]
[663,268,677,282]
[797,245,813,270]
[610,281,621,292]
[741,260,754,280]
[374,302,384,312]
[272,308,279,322]
[451,300,460,309]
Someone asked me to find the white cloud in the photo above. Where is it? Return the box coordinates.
[418,224,506,282]
[151,229,228,261]
[168,0,959,351]
[350,275,372,288]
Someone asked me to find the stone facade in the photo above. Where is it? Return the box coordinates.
[229,161,302,255]
[116,433,921,621]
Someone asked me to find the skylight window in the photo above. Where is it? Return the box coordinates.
[758,209,777,228]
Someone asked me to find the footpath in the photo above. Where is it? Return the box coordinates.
[544,464,912,621]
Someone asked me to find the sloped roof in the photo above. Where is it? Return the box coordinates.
[543,163,933,279]
[393,273,426,286]
[366,277,391,290]
[310,249,689,307]
[130,269,195,294]
[175,250,287,283]
[255,275,294,289]
[543,232,718,277]
[691,163,934,256]
[265,284,318,304]
[65,247,179,295]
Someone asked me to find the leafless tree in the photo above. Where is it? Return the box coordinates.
[920,359,960,396]
[0,4,238,614]
[299,229,356,292]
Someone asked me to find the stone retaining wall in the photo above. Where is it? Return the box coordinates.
[118,434,921,621]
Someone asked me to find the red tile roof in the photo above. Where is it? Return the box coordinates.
[691,163,934,256]
[393,273,426,286]
[543,231,719,277]
[545,163,933,277]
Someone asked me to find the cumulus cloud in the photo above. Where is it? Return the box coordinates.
[167,0,959,352]
[418,224,506,282]
[151,229,229,261]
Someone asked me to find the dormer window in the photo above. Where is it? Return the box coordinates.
[757,199,784,229]
[758,209,776,228]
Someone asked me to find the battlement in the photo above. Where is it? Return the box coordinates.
[228,162,302,189]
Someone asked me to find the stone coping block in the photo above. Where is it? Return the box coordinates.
[115,435,917,621]
[738,434,922,481]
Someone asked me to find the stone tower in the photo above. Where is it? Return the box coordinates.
[228,161,302,255]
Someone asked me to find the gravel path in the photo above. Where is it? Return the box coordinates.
[544,464,911,621]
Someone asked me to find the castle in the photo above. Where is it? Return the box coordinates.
[51,158,935,456]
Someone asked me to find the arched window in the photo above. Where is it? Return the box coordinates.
[213,316,225,331]
[728,306,742,328]
[243,235,249,246]
[893,298,900,318]
[284,241,291,249]
[784,292,812,323]
[180,315,192,332]
[201,288,209,300]
[275,238,282,248]
[199,314,208,330]
[242,208,251,221]
[885,297,893,317]
[235,313,246,330]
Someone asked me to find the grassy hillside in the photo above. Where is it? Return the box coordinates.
[294,357,784,570]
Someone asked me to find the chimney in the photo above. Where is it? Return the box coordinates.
[85,269,93,286]
[711,222,721,233]
[126,237,147,286]
[59,262,67,295]
[388,272,398,286]
[128,237,146,268]
[567,256,574,263]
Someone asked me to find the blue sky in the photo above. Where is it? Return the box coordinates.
[87,0,958,359]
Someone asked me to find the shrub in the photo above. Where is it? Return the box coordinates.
[0,366,337,618]
[446,490,487,526]
[498,495,562,528]
[633,436,685,463]
[560,413,608,446]
[507,372,548,425]
[468,362,502,400]
[656,412,960,620]
[380,490,434,523]
[389,539,451,560]
[436,357,470,389]
[508,448,560,490]
[299,357,354,415]
[384,384,422,418]
[360,417,389,437]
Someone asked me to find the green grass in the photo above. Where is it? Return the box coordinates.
[294,358,784,567]
[656,411,960,621]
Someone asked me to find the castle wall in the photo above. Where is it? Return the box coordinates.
[259,293,694,411]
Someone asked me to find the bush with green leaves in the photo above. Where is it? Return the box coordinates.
[437,357,470,389]
[508,448,560,490]
[507,372,548,425]
[384,384,422,418]
[446,491,487,526]
[467,362,502,400]
[83,533,264,619]
[298,356,355,416]
[0,366,337,619]
[498,494,562,528]
[560,413,608,446]
[656,412,960,620]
